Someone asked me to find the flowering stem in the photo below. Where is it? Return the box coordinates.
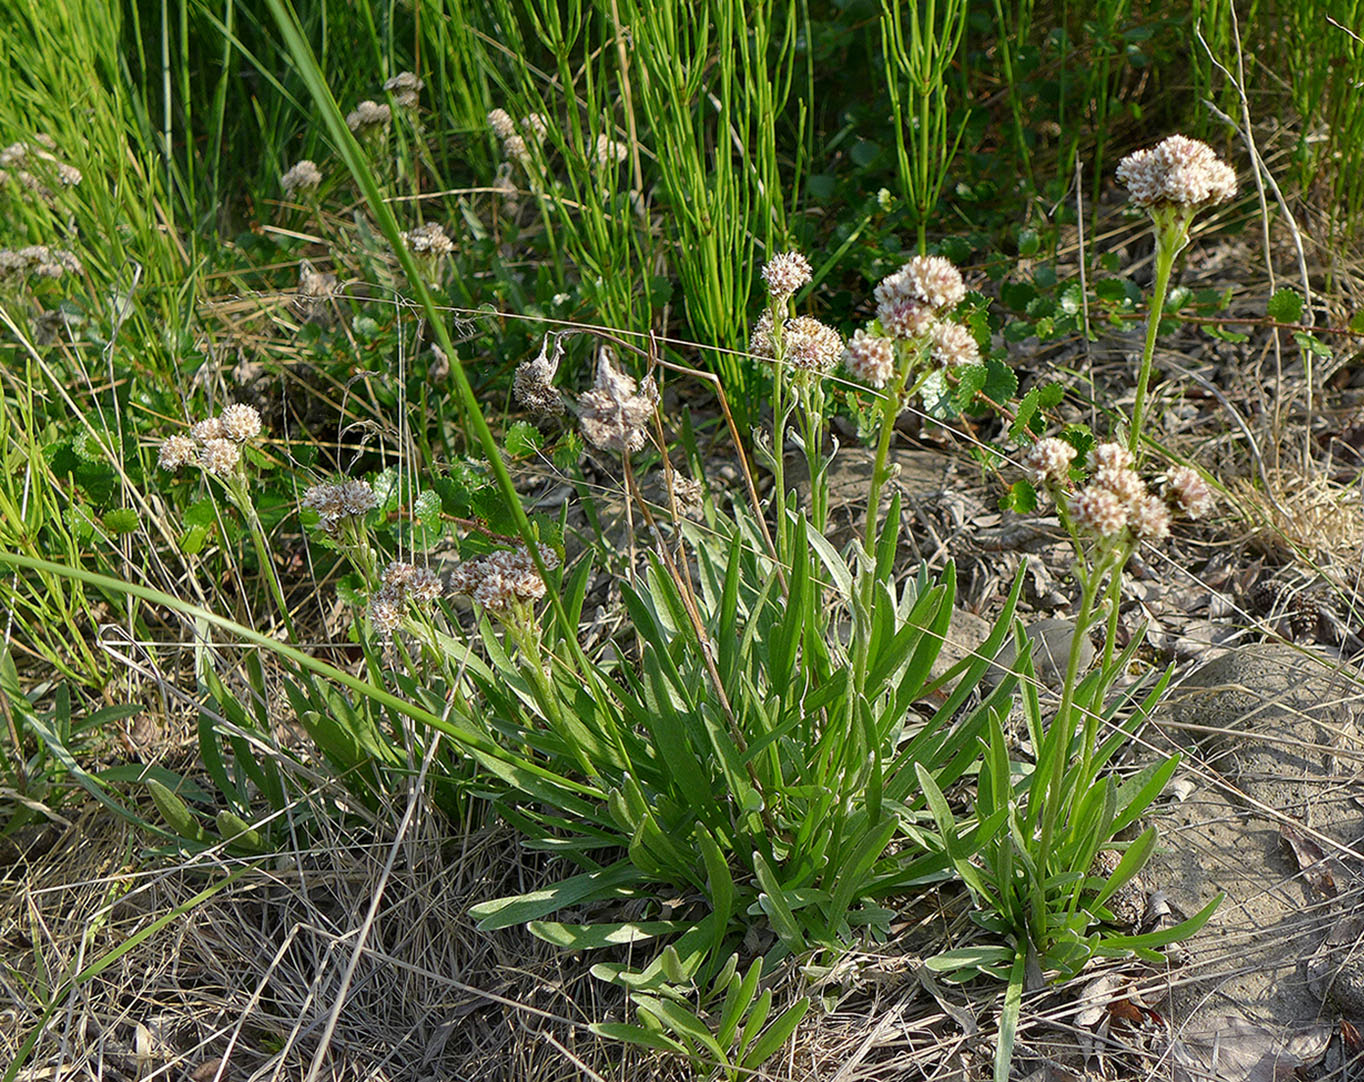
[847,353,917,733]
[1075,548,1125,798]
[1033,563,1102,918]
[798,379,828,535]
[1128,218,1186,459]
[230,475,298,644]
[768,296,795,556]
[861,360,916,563]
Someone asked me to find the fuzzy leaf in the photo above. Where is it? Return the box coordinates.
[1267,287,1304,323]
[505,420,544,458]
[981,359,1018,406]
[101,508,140,535]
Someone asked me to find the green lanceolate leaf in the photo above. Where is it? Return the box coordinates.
[740,996,810,1069]
[697,824,735,966]
[589,1022,688,1055]
[1109,754,1179,838]
[215,810,268,854]
[754,851,807,952]
[994,950,1027,1082]
[145,778,207,844]
[470,861,641,930]
[631,994,727,1062]
[718,958,762,1047]
[826,815,898,929]
[1099,892,1223,954]
[1091,828,1156,911]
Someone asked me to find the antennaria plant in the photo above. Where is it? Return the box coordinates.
[909,136,1237,1080]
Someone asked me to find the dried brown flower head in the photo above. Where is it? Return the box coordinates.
[448,544,559,612]
[513,336,565,418]
[401,221,454,256]
[301,479,380,533]
[577,353,658,454]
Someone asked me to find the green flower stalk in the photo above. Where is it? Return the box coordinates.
[840,255,971,732]
[752,251,843,546]
[158,404,299,642]
[1116,135,1237,459]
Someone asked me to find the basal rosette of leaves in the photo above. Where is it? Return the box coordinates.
[463,500,1024,1075]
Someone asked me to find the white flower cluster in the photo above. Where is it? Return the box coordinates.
[383,71,423,110]
[761,251,812,298]
[1065,442,1170,541]
[346,100,391,134]
[928,320,981,369]
[841,329,896,389]
[1165,465,1213,518]
[1021,437,1074,485]
[366,558,444,636]
[841,253,977,392]
[158,403,263,477]
[300,478,380,533]
[874,255,966,336]
[750,313,844,374]
[448,544,559,612]
[1116,135,1236,209]
[401,221,454,256]
[594,133,628,167]
[488,108,547,165]
[1024,440,1214,541]
[0,245,83,281]
[577,353,659,454]
[0,138,82,203]
[281,160,322,196]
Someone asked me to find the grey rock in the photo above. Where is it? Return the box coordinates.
[1137,644,1364,1035]
[982,617,1095,693]
[928,608,992,689]
[1167,643,1364,814]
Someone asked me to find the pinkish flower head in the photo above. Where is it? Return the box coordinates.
[1116,135,1237,208]
[842,329,896,389]
[1021,438,1074,486]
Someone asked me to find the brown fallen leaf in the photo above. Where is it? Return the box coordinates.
[1165,1015,1332,1082]
[1279,822,1341,898]
[1342,1019,1361,1052]
[191,1057,228,1082]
